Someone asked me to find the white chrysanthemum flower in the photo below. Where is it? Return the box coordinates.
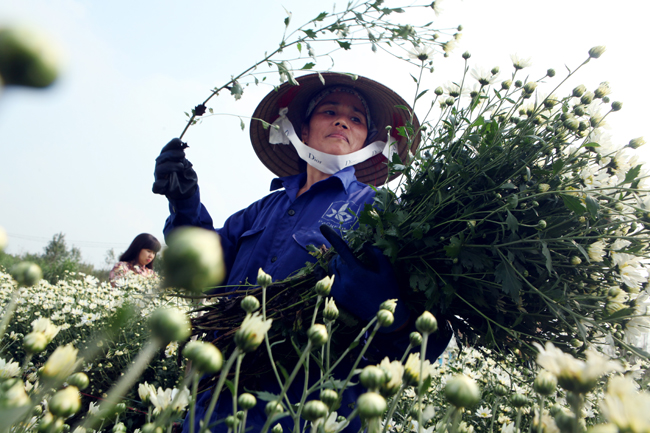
[600,375,650,433]
[234,312,273,352]
[534,342,622,393]
[0,358,21,379]
[138,382,156,402]
[470,66,499,86]
[88,401,100,415]
[510,54,532,70]
[442,81,468,99]
[311,411,349,433]
[42,344,78,381]
[501,422,516,433]
[580,164,613,190]
[588,240,607,262]
[31,317,60,343]
[475,405,492,418]
[164,341,178,358]
[407,45,435,62]
[611,252,648,291]
[611,239,632,251]
[379,357,404,396]
[403,352,434,385]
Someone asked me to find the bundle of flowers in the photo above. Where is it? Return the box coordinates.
[341,49,650,358]
[193,49,650,362]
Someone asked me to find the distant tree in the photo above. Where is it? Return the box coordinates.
[40,233,82,283]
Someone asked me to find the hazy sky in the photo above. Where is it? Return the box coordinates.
[1,0,648,269]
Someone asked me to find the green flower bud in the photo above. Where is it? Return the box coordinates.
[462,51,471,60]
[301,400,328,421]
[141,424,163,433]
[0,378,30,408]
[594,82,611,99]
[563,117,579,131]
[409,332,422,347]
[182,341,223,373]
[434,86,444,96]
[49,386,81,418]
[445,97,455,107]
[501,80,512,90]
[238,393,257,410]
[307,324,328,346]
[376,309,394,328]
[225,416,238,429]
[491,66,500,75]
[415,311,438,334]
[66,372,89,390]
[611,101,623,111]
[23,332,48,354]
[271,424,283,433]
[570,256,582,266]
[357,392,387,419]
[379,299,397,313]
[322,298,339,322]
[149,307,191,343]
[514,80,523,88]
[570,338,584,348]
[602,96,610,103]
[523,82,537,94]
[360,366,387,390]
[162,226,225,293]
[0,26,61,88]
[588,46,606,59]
[494,384,509,397]
[628,137,645,149]
[538,184,550,193]
[113,423,127,433]
[546,68,556,77]
[38,413,64,433]
[11,262,42,287]
[266,401,284,417]
[572,85,586,97]
[241,295,260,313]
[320,389,339,408]
[537,220,547,230]
[580,91,594,105]
[444,375,481,408]
[573,106,585,116]
[314,275,334,296]
[257,268,272,288]
[533,370,557,396]
[509,393,529,408]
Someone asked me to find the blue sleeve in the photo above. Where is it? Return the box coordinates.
[163,186,215,240]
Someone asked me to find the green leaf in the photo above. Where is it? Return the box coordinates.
[552,159,565,175]
[337,40,352,50]
[302,29,317,38]
[240,118,245,130]
[296,42,301,53]
[253,390,281,402]
[624,164,642,184]
[560,194,586,214]
[541,241,553,273]
[415,89,429,101]
[572,240,590,263]
[494,260,522,300]
[585,194,600,218]
[583,142,600,148]
[505,210,518,233]
[313,11,328,21]
[501,182,517,189]
[444,236,462,258]
[301,62,315,70]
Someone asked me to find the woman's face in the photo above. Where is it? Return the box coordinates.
[301,92,369,156]
[137,248,156,267]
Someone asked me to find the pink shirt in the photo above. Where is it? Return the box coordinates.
[109,261,157,287]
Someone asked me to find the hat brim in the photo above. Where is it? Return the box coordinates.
[250,73,420,186]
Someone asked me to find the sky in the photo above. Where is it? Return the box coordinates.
[0,0,648,270]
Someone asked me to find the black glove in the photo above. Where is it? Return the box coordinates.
[152,138,198,201]
[320,224,408,327]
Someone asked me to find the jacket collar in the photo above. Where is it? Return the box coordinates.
[270,166,358,198]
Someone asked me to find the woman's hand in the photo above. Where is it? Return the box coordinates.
[152,138,198,200]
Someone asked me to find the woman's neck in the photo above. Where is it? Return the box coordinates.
[297,165,331,197]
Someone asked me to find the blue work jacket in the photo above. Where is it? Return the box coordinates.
[164,167,375,287]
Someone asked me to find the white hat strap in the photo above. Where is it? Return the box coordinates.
[268,107,397,175]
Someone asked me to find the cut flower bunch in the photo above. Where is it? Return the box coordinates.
[346,47,650,357]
